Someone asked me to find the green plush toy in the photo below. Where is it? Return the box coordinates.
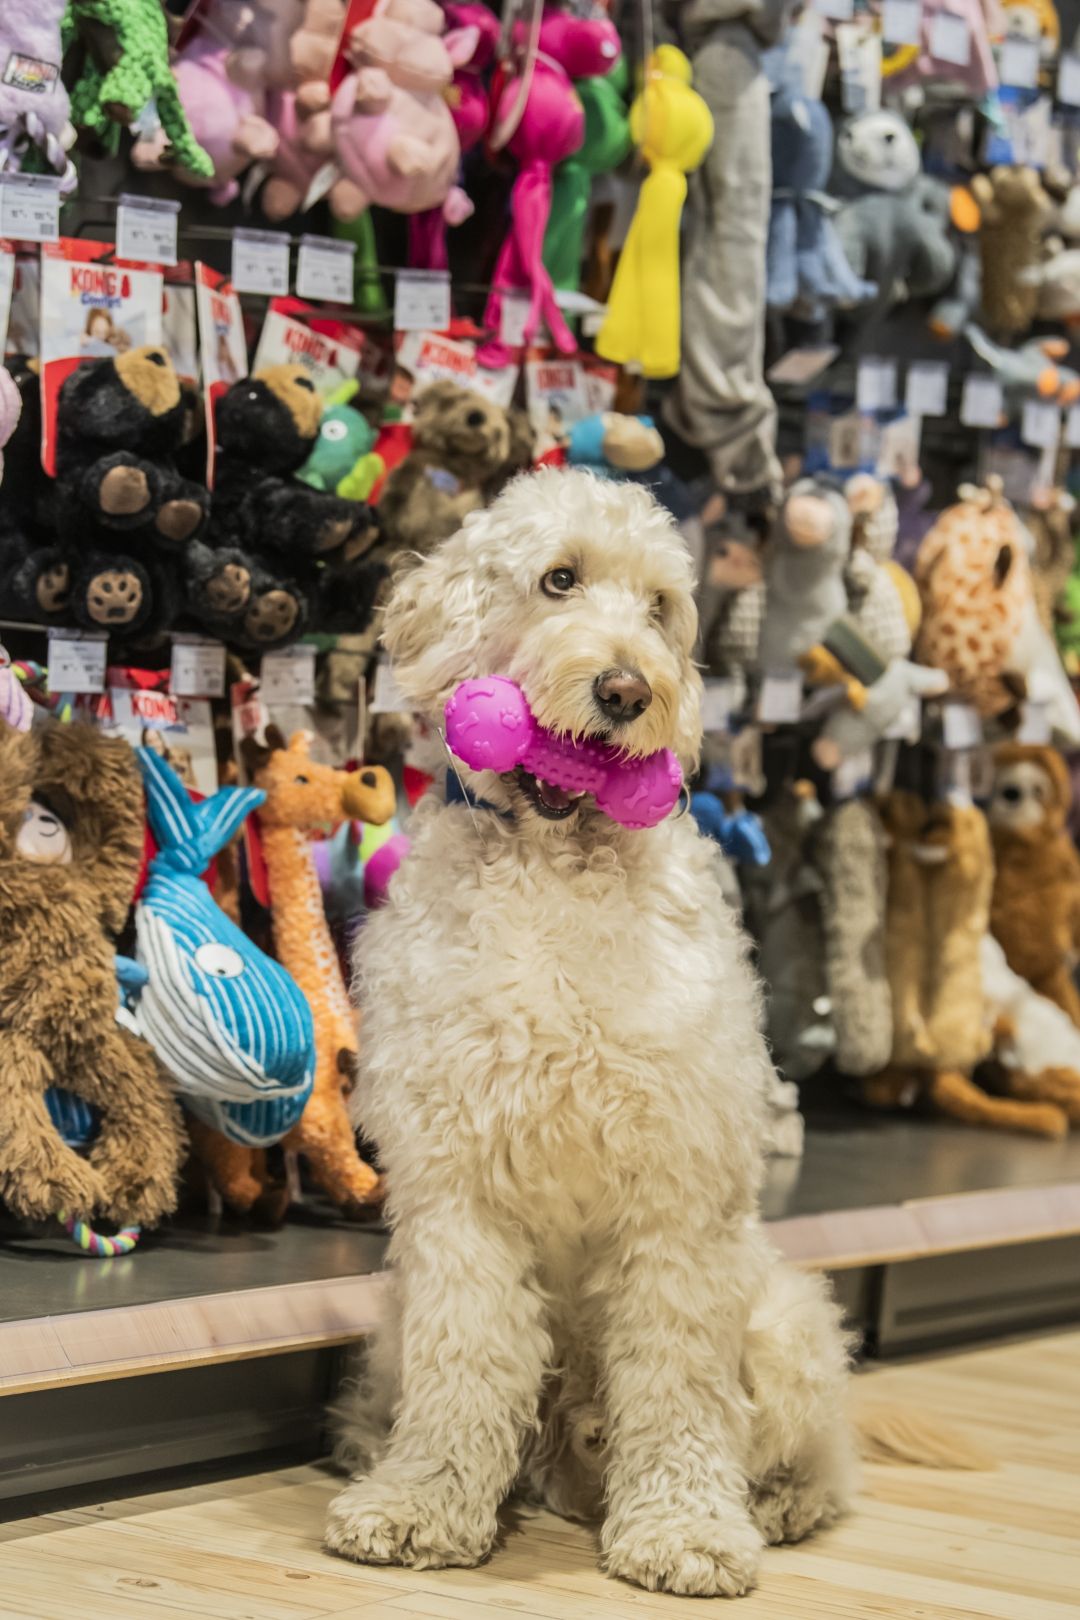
[333,214,389,318]
[63,0,213,177]
[1057,539,1080,676]
[543,59,632,294]
[296,382,385,502]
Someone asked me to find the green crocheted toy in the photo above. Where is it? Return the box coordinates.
[543,59,632,293]
[63,0,213,177]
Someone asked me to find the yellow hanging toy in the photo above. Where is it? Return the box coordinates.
[595,45,713,380]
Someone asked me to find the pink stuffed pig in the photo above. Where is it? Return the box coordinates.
[0,0,75,189]
[262,88,367,221]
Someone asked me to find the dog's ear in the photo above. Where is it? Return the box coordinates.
[666,588,705,772]
[382,523,501,715]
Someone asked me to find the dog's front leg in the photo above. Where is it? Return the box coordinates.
[598,1215,763,1598]
[326,1199,550,1569]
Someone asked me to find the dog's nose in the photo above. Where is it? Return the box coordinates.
[594,668,652,723]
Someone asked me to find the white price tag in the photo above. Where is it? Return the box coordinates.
[116,194,179,266]
[1021,399,1060,449]
[1065,404,1080,447]
[833,749,873,800]
[905,360,949,418]
[296,235,355,304]
[882,0,921,44]
[47,630,107,695]
[929,10,970,65]
[1000,36,1040,89]
[1058,53,1080,106]
[702,678,736,734]
[942,701,983,749]
[394,270,451,334]
[1018,700,1051,744]
[812,0,853,19]
[828,410,863,468]
[371,659,410,714]
[260,644,316,706]
[883,696,922,742]
[856,356,898,413]
[500,292,537,348]
[757,671,803,724]
[960,374,1003,427]
[0,174,61,243]
[170,635,226,699]
[232,228,291,296]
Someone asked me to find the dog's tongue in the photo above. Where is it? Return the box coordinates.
[538,778,572,811]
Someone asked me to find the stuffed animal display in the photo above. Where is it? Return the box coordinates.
[0,0,75,187]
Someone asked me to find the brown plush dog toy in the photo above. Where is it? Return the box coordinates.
[0,720,186,1226]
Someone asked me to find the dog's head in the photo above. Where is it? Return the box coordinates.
[384,468,703,821]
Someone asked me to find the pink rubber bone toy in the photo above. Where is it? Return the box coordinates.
[445,677,682,830]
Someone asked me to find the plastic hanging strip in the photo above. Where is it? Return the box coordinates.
[489,0,545,153]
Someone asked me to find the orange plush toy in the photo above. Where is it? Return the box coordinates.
[988,743,1080,1027]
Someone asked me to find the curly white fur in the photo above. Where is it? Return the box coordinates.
[327,469,855,1597]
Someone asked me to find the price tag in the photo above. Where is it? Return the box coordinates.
[1000,36,1040,89]
[883,696,921,742]
[170,635,226,699]
[260,644,316,706]
[1065,404,1080,447]
[833,749,874,800]
[905,360,949,418]
[757,670,803,724]
[766,345,839,386]
[116,194,179,266]
[942,701,983,750]
[394,269,451,334]
[371,659,410,714]
[960,374,1003,427]
[702,678,736,733]
[812,0,853,19]
[1021,399,1060,449]
[1018,700,1051,744]
[0,174,61,243]
[47,630,107,695]
[1058,52,1080,106]
[856,356,898,413]
[828,410,863,468]
[882,0,921,44]
[296,235,355,305]
[500,292,538,348]
[929,10,970,65]
[232,228,291,296]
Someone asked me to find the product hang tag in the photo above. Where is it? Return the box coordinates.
[371,658,410,714]
[1020,398,1060,449]
[960,373,1003,427]
[170,634,226,699]
[832,749,874,801]
[905,360,948,418]
[929,9,970,65]
[500,291,544,348]
[828,410,863,469]
[766,345,839,386]
[702,677,737,734]
[838,26,882,113]
[882,0,921,44]
[232,227,291,297]
[812,0,854,21]
[296,235,355,305]
[1065,404,1080,448]
[1058,52,1080,106]
[260,644,316,707]
[883,695,922,742]
[394,270,451,334]
[757,670,803,725]
[856,356,898,413]
[942,700,983,750]
[1018,699,1051,744]
[116,194,179,266]
[47,629,106,695]
[0,173,61,243]
[1000,36,1040,89]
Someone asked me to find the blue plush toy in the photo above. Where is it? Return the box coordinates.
[132,748,315,1148]
[691,791,772,866]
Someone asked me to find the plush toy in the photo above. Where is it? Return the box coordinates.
[813,659,949,770]
[241,729,396,1217]
[690,789,771,866]
[964,324,1080,411]
[0,366,20,485]
[481,5,621,364]
[0,0,76,187]
[132,748,316,1217]
[543,56,632,294]
[296,381,384,500]
[987,743,1080,1026]
[565,411,693,519]
[595,45,712,380]
[813,797,893,1078]
[981,934,1080,1124]
[766,83,876,323]
[0,721,186,1226]
[759,478,852,672]
[261,88,368,224]
[376,381,521,557]
[63,0,213,176]
[882,0,999,96]
[1025,488,1077,634]
[971,165,1054,337]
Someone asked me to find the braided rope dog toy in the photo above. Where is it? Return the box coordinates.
[59,1212,142,1258]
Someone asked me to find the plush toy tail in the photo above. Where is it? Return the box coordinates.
[855,1403,995,1470]
[137,747,265,874]
[596,166,687,380]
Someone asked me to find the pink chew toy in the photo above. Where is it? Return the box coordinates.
[444,677,682,831]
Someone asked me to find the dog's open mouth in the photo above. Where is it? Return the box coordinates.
[514,766,585,821]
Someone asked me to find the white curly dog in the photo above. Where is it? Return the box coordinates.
[327,468,854,1597]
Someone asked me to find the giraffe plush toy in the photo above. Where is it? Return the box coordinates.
[214,728,397,1220]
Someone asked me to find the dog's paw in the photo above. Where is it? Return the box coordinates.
[603,1511,762,1597]
[325,1479,493,1570]
[750,1473,845,1546]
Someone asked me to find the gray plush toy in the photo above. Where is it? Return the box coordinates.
[759,478,852,670]
[811,797,893,1077]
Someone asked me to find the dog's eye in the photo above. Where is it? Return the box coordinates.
[542,567,576,597]
[650,593,665,622]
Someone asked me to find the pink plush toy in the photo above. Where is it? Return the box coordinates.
[329,0,478,220]
[478,6,620,366]
[445,677,682,831]
[262,89,367,221]
[0,0,75,190]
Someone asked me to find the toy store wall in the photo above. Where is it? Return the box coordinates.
[3,0,1080,1497]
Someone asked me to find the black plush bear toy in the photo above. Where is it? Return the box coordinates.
[189,365,384,651]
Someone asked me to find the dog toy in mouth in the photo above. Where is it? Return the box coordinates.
[444,677,682,829]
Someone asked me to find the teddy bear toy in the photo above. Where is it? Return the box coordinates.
[0,719,186,1228]
[0,0,76,188]
[971,165,1054,337]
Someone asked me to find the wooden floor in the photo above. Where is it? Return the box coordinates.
[2,1330,1079,1620]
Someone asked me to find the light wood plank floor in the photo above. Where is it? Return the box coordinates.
[2,1329,1079,1620]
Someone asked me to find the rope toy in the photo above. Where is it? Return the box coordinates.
[59,1212,142,1258]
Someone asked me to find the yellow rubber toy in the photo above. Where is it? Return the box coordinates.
[595,46,713,380]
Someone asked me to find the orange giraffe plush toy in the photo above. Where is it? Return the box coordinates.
[192,728,396,1219]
